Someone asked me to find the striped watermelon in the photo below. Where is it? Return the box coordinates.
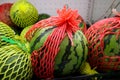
[29,26,88,77]
[85,17,120,72]
[25,6,88,79]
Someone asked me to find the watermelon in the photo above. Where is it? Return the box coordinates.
[29,26,88,77]
[0,44,33,80]
[0,3,16,27]
[0,22,15,47]
[0,2,25,35]
[25,6,88,79]
[20,25,32,41]
[10,0,39,28]
[38,13,50,21]
[85,17,120,72]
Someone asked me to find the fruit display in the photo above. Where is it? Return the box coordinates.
[1,0,120,80]
[85,12,120,72]
[10,0,39,28]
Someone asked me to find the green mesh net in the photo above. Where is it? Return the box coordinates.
[0,22,15,47]
[0,45,33,80]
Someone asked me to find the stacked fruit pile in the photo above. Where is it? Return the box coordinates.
[0,0,120,80]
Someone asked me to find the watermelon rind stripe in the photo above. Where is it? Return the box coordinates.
[30,26,55,53]
[54,30,88,76]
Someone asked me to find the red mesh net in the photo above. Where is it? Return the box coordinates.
[85,17,120,72]
[26,6,81,79]
[77,15,87,33]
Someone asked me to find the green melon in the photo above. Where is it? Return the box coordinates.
[0,22,15,47]
[38,13,50,21]
[30,26,88,77]
[20,25,32,41]
[0,41,33,79]
[10,0,38,28]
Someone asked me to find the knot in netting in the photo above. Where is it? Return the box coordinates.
[55,6,80,30]
[26,6,80,43]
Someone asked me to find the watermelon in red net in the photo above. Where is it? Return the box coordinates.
[26,6,88,79]
[85,13,120,72]
[0,3,16,27]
